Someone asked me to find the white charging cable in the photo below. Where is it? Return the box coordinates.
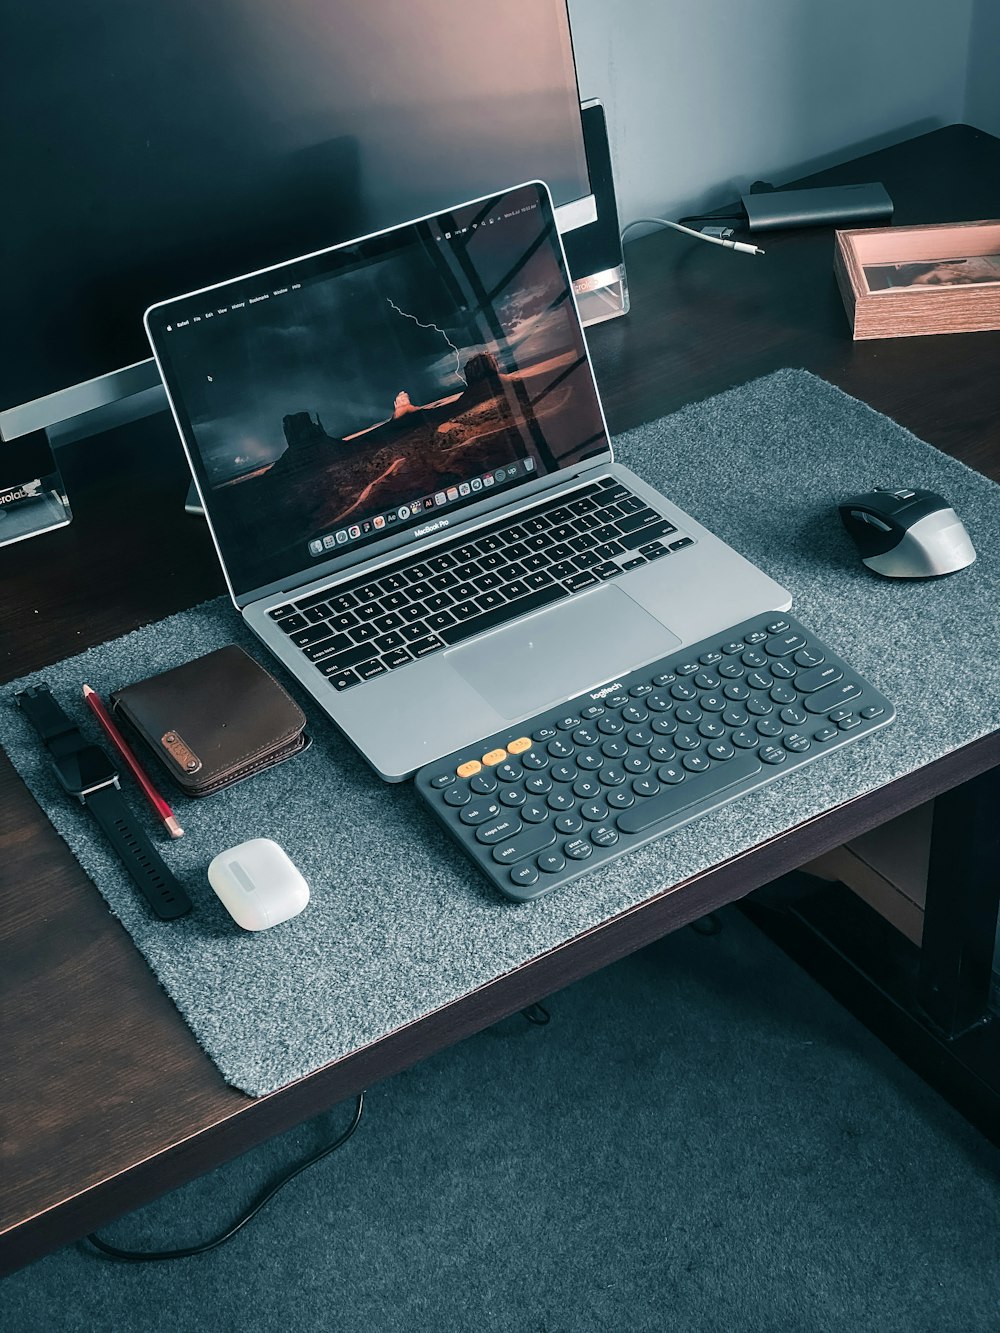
[621,216,764,257]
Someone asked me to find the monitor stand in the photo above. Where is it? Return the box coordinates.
[565,100,629,328]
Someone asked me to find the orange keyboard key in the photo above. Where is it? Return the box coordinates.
[456,760,482,778]
[481,748,507,766]
[507,737,532,754]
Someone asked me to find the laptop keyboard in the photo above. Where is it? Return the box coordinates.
[414,612,895,901]
[266,477,694,691]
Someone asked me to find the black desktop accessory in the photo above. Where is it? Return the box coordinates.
[838,487,976,579]
[13,683,192,919]
[741,183,893,232]
[415,613,894,902]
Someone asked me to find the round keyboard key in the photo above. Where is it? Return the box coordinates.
[599,765,626,786]
[444,786,471,806]
[746,671,773,691]
[719,661,746,678]
[724,682,750,700]
[706,740,735,761]
[572,726,600,748]
[525,773,552,794]
[590,824,619,847]
[470,772,498,794]
[784,733,811,752]
[547,737,575,759]
[629,682,653,697]
[670,681,698,701]
[573,777,602,800]
[579,704,605,719]
[770,660,797,680]
[744,630,768,645]
[780,706,807,726]
[651,716,678,735]
[674,729,701,750]
[498,786,526,807]
[510,863,540,889]
[495,762,523,784]
[547,790,575,811]
[537,850,566,874]
[521,750,549,769]
[675,703,702,724]
[770,683,797,705]
[759,744,787,764]
[747,697,774,716]
[606,692,630,708]
[722,706,749,728]
[521,800,550,823]
[564,838,593,860]
[675,661,699,676]
[633,775,660,797]
[651,672,675,687]
[533,726,558,742]
[699,651,723,666]
[694,671,720,689]
[658,764,685,784]
[550,762,578,783]
[577,750,603,769]
[626,726,653,748]
[621,704,648,725]
[794,647,825,668]
[597,716,625,735]
[430,773,455,788]
[721,641,744,655]
[732,728,759,748]
[460,799,501,825]
[647,692,672,712]
[742,647,768,668]
[624,753,651,773]
[607,788,635,808]
[756,717,783,737]
[682,753,711,772]
[555,715,581,730]
[814,725,838,742]
[556,812,584,834]
[765,619,792,634]
[649,741,676,763]
[700,693,727,712]
[601,738,629,759]
[581,800,609,821]
[698,719,726,739]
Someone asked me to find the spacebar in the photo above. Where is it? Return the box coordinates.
[616,752,764,834]
[438,583,570,646]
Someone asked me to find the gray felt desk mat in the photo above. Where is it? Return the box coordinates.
[3,369,999,1097]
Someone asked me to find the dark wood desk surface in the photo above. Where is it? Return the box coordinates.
[3,124,999,1274]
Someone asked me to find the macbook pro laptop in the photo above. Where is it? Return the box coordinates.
[145,181,790,781]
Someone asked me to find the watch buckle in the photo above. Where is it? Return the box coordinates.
[76,774,122,803]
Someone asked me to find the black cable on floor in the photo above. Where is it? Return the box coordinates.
[521,1002,551,1026]
[84,1092,365,1263]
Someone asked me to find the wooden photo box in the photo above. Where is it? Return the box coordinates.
[834,219,1000,339]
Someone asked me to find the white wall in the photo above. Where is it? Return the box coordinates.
[966,0,1000,136]
[567,0,975,227]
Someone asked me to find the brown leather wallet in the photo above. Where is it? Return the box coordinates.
[111,645,308,797]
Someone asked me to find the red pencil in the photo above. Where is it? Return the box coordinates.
[82,684,184,839]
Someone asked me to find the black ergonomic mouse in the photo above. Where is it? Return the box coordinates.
[838,486,976,578]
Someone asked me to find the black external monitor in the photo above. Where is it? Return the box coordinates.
[0,0,595,443]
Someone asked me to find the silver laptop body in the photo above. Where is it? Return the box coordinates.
[146,181,789,781]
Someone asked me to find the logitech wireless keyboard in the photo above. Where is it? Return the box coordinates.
[414,613,894,901]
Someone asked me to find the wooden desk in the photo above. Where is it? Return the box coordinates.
[3,124,999,1274]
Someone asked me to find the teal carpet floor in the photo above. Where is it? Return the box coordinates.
[2,907,998,1332]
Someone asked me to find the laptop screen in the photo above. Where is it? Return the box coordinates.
[146,181,610,601]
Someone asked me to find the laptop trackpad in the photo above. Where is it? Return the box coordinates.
[448,585,681,721]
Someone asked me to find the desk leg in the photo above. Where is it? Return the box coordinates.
[916,767,1000,1039]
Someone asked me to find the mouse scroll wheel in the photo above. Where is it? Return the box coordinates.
[851,510,893,532]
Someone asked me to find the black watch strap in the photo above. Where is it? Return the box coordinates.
[86,785,192,919]
[15,683,192,920]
